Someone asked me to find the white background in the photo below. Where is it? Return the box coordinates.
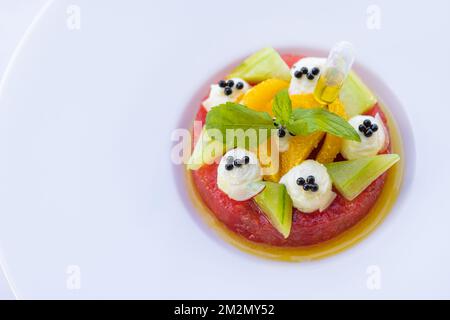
[0,0,48,299]
[0,0,449,299]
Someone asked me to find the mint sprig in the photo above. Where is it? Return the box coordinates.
[272,91,360,142]
[286,108,360,141]
[205,102,275,148]
[203,92,360,149]
[272,89,292,126]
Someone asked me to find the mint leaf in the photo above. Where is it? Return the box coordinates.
[287,108,361,141]
[272,89,292,126]
[205,102,275,148]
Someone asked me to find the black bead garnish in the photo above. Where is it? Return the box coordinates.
[358,124,366,133]
[225,156,234,171]
[300,67,308,74]
[307,73,315,80]
[278,128,286,138]
[311,67,320,76]
[294,70,303,79]
[224,87,233,96]
[226,80,235,88]
[371,123,379,132]
[296,177,305,186]
[218,80,227,88]
[273,121,279,127]
[358,118,379,137]
[236,82,244,90]
[297,175,319,192]
[225,155,251,170]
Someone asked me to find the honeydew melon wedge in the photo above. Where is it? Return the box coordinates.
[254,181,293,238]
[227,48,291,83]
[325,154,400,201]
[187,128,226,170]
[340,72,377,117]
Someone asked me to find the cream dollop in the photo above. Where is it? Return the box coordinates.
[280,160,336,213]
[341,115,386,160]
[288,57,326,95]
[217,148,264,201]
[202,78,250,111]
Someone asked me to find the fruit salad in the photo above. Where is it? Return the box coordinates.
[187,45,401,250]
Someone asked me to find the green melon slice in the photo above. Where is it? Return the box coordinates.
[187,128,225,170]
[340,72,377,117]
[325,154,400,201]
[227,47,291,83]
[254,181,293,238]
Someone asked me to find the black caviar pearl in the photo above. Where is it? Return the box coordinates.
[297,177,305,186]
[303,184,311,191]
[294,70,303,79]
[371,123,379,132]
[359,124,366,133]
[224,87,233,96]
[306,175,315,184]
[307,73,315,80]
[278,128,286,138]
[234,159,242,167]
[218,80,227,88]
[273,122,279,127]
[311,67,320,76]
[364,129,373,137]
[225,163,234,171]
[310,184,319,192]
[236,82,244,90]
[226,80,235,88]
[244,156,250,164]
[363,119,372,127]
[300,67,308,74]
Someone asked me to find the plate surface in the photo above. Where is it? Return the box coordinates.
[0,0,449,299]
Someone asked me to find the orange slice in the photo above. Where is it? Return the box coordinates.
[263,94,327,180]
[241,79,289,115]
[265,93,324,112]
[280,132,325,178]
[290,94,324,109]
[316,99,348,164]
[252,138,281,182]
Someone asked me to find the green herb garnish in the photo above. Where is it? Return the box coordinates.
[287,108,360,141]
[271,89,360,141]
[205,102,275,148]
[272,89,292,126]
[204,92,360,148]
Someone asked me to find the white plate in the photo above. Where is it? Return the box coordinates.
[0,0,449,299]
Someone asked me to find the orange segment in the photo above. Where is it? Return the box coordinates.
[254,138,281,182]
[290,94,324,109]
[241,79,289,115]
[262,94,327,180]
[280,132,325,178]
[265,93,324,112]
[316,99,348,164]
